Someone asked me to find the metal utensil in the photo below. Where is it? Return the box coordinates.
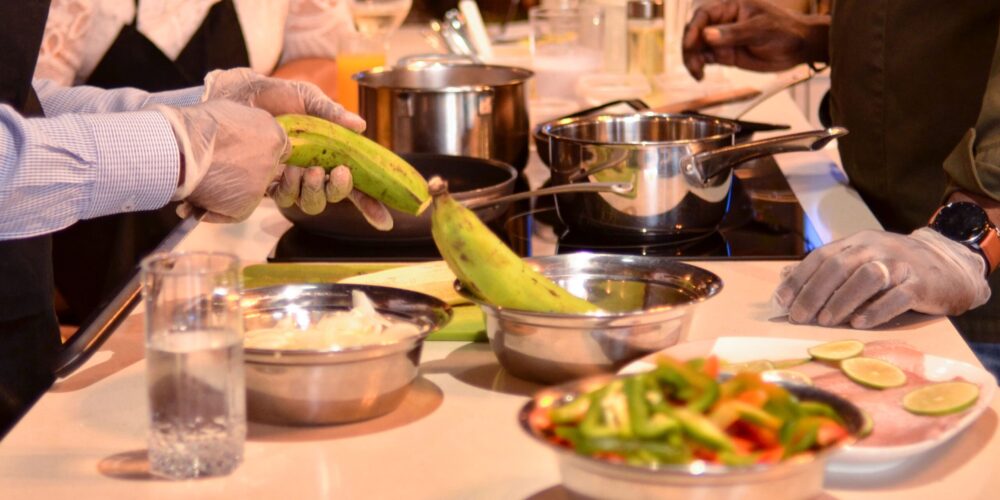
[242,284,451,425]
[462,181,633,209]
[441,9,481,61]
[458,253,723,384]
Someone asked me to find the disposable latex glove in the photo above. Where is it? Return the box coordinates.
[268,164,393,230]
[202,67,392,229]
[682,0,827,81]
[773,229,991,329]
[152,100,289,223]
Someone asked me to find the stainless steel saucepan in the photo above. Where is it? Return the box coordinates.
[355,62,532,170]
[541,113,847,237]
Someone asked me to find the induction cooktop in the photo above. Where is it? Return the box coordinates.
[268,157,820,262]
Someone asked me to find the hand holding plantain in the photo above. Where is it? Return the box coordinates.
[202,68,393,230]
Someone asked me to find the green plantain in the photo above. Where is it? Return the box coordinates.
[276,114,430,215]
[428,177,598,314]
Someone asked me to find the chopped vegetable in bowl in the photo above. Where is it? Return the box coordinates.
[244,290,421,350]
[527,356,853,468]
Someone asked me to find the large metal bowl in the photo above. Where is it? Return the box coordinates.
[457,253,723,384]
[521,374,865,500]
[241,284,452,425]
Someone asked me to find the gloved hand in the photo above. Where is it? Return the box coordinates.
[682,0,827,80]
[202,67,392,229]
[773,229,991,329]
[269,164,394,230]
[152,100,289,223]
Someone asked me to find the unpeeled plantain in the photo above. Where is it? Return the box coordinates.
[428,177,598,314]
[276,114,430,215]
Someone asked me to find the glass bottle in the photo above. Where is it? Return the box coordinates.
[627,0,665,83]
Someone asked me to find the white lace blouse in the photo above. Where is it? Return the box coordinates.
[35,0,355,86]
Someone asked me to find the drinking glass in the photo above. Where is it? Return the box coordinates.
[141,252,245,480]
[349,0,413,38]
[337,31,387,114]
[529,5,605,100]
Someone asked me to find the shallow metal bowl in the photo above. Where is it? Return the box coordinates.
[241,284,451,425]
[521,374,864,500]
[457,253,723,384]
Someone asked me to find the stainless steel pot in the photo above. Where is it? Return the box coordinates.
[356,63,533,169]
[541,113,846,237]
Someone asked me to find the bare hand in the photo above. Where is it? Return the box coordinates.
[682,0,828,80]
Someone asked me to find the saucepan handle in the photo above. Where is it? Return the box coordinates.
[463,181,634,209]
[684,127,848,185]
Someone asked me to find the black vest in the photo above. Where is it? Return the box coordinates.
[52,0,250,323]
[0,0,61,439]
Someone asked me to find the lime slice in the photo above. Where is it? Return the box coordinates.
[761,369,813,386]
[841,357,907,389]
[808,339,865,361]
[902,381,980,416]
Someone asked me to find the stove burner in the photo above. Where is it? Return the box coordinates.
[269,157,817,263]
[503,208,733,257]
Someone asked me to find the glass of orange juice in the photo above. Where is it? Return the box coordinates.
[336,32,387,114]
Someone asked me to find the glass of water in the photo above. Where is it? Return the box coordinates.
[529,5,605,101]
[140,252,245,480]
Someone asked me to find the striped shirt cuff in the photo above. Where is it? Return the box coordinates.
[145,86,205,108]
[80,110,180,218]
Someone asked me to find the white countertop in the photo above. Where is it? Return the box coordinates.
[1,35,997,500]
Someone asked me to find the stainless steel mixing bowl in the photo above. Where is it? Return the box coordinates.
[457,253,723,384]
[241,284,451,425]
[520,374,865,500]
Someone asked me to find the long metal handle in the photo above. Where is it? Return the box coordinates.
[54,208,207,378]
[684,127,848,185]
[463,182,633,209]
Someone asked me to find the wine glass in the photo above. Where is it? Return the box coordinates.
[349,0,413,38]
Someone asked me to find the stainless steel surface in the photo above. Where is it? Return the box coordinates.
[685,127,847,184]
[241,284,451,425]
[462,181,634,209]
[458,253,723,384]
[519,375,864,500]
[278,154,517,241]
[356,63,533,170]
[443,9,478,57]
[428,18,482,61]
[542,112,846,237]
[55,207,208,378]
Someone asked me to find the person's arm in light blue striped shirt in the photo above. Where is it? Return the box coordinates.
[33,79,204,116]
[0,103,180,241]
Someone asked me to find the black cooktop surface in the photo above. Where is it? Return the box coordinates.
[269,157,820,262]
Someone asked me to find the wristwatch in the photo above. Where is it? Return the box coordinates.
[928,201,1000,276]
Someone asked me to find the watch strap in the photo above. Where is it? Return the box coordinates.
[979,224,1000,275]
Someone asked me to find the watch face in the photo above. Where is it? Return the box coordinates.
[931,202,990,242]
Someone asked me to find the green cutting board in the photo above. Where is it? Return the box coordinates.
[242,263,486,342]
